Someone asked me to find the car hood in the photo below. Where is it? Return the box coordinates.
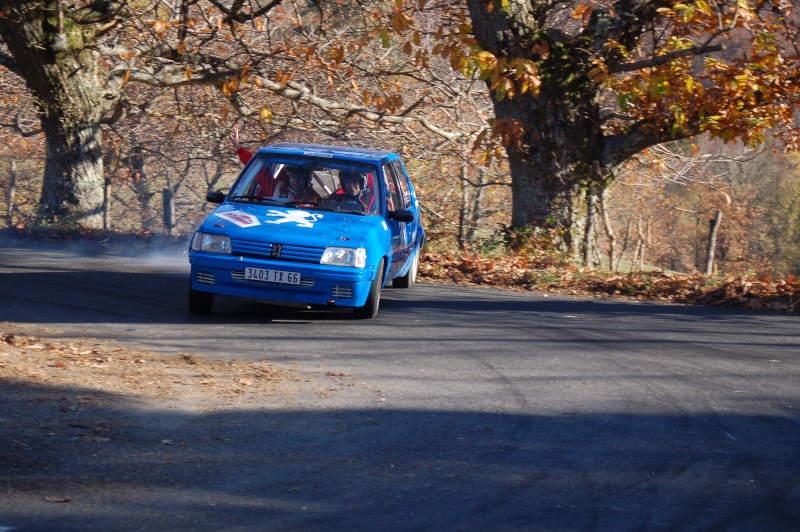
[200,203,385,248]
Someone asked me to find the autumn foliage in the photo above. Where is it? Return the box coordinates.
[1,0,800,311]
[420,250,800,312]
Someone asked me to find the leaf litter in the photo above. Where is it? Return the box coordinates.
[420,251,800,312]
[0,326,302,407]
[0,322,364,501]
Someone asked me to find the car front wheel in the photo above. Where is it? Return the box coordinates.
[354,259,384,319]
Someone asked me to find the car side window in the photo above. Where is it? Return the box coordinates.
[382,163,403,212]
[390,160,412,208]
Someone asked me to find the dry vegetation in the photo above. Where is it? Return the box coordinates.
[0,327,302,410]
[421,250,800,312]
[0,321,362,454]
[0,321,374,504]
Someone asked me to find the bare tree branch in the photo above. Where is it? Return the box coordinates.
[608,43,725,74]
[250,77,467,142]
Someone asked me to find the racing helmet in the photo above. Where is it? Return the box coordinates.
[286,166,312,189]
[340,169,368,189]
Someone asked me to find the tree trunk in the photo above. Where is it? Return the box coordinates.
[0,1,114,229]
[600,189,616,272]
[495,92,602,259]
[620,218,633,273]
[464,0,701,265]
[130,144,157,232]
[467,0,608,260]
[40,117,105,227]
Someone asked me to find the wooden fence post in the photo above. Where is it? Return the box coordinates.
[705,209,723,275]
[457,165,467,249]
[103,178,111,230]
[6,161,15,227]
[583,192,597,268]
[163,188,174,235]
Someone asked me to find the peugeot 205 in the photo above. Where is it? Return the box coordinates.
[188,143,424,319]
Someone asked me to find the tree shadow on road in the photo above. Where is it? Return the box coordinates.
[1,376,798,531]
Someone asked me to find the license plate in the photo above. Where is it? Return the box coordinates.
[244,267,301,285]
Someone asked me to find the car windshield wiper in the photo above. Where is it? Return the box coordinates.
[287,201,367,215]
[301,203,342,213]
[228,195,284,205]
[320,203,366,215]
[334,208,366,215]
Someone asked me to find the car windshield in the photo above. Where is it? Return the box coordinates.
[228,155,381,215]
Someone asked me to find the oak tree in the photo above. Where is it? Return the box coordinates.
[0,0,299,227]
[0,0,504,237]
[394,0,800,258]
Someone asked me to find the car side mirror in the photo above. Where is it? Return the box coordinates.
[389,209,414,222]
[206,190,225,204]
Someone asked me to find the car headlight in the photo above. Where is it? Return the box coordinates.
[191,232,231,254]
[321,247,366,268]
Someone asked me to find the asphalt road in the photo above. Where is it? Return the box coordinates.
[1,240,800,531]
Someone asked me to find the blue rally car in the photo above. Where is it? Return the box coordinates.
[188,143,425,318]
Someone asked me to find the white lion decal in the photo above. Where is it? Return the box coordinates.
[265,210,324,228]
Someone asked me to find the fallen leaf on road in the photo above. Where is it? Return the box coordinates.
[44,496,71,503]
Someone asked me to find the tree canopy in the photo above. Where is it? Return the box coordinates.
[0,0,798,266]
[0,0,496,227]
[382,0,799,258]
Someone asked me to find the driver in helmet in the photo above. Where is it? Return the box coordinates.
[327,169,375,212]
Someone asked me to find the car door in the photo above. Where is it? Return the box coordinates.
[390,159,419,251]
[382,162,409,279]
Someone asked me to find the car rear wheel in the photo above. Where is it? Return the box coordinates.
[392,249,418,288]
[188,282,214,314]
[354,259,384,319]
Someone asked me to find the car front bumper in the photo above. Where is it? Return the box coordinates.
[189,252,376,308]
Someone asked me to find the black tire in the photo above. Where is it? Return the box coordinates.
[354,259,384,319]
[188,281,214,314]
[392,250,419,288]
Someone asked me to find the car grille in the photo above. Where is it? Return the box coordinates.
[196,271,215,285]
[231,238,325,263]
[331,286,354,299]
[231,271,315,287]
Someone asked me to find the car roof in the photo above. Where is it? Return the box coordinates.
[255,142,397,163]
